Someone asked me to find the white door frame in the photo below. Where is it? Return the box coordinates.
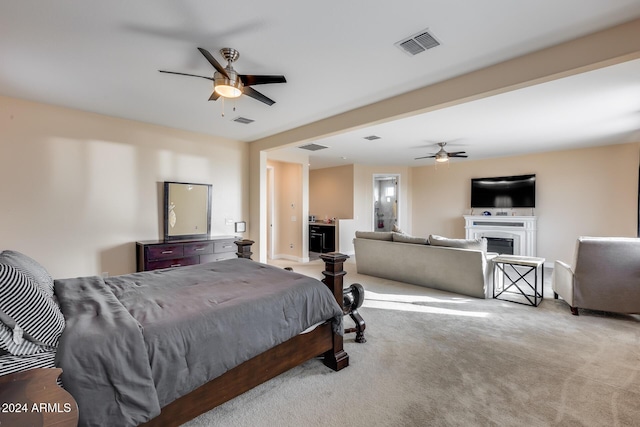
[372,174,400,232]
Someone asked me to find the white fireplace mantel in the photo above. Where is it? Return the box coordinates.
[464,215,537,257]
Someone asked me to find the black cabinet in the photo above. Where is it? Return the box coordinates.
[309,224,335,253]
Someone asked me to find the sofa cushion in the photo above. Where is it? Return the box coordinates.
[392,233,429,245]
[355,231,394,241]
[428,235,487,252]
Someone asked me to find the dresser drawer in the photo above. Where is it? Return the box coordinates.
[146,244,184,260]
[214,240,236,253]
[201,252,236,263]
[184,242,214,256]
[147,256,199,271]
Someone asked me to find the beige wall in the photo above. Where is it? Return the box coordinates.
[309,165,354,221]
[267,159,304,260]
[411,142,640,264]
[0,95,248,278]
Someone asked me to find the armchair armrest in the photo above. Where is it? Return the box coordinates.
[552,260,575,306]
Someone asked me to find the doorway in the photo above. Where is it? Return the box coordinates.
[267,166,275,259]
[373,174,399,232]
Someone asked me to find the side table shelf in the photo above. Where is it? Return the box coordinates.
[493,255,545,306]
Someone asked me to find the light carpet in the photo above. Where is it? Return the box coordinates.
[182,258,640,427]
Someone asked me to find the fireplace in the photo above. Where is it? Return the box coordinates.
[464,215,537,257]
[486,237,514,255]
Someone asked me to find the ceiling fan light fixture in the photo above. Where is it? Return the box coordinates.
[435,150,449,162]
[214,71,243,98]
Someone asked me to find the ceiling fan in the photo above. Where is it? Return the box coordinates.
[159,47,286,106]
[415,142,468,163]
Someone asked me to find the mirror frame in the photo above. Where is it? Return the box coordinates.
[163,181,212,241]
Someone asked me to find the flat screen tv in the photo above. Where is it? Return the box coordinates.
[471,174,536,208]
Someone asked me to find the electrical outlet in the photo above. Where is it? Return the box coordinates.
[225,218,234,225]
[289,243,294,249]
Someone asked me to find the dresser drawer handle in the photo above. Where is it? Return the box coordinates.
[170,264,181,267]
[194,248,206,251]
[162,250,174,254]
[222,245,233,249]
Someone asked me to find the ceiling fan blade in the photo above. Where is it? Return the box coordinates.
[239,74,287,86]
[208,90,220,101]
[159,70,213,81]
[414,155,436,160]
[197,47,230,79]
[243,86,276,106]
[449,154,468,158]
[447,151,466,156]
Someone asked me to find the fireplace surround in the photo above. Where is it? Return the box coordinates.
[464,215,537,257]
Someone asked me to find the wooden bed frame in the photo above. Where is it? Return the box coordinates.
[2,252,350,427]
[140,252,350,427]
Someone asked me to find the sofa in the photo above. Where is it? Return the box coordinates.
[553,236,640,315]
[353,231,494,298]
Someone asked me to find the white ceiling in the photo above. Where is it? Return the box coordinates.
[2,1,640,168]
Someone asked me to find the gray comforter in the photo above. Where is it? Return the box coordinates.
[54,258,343,427]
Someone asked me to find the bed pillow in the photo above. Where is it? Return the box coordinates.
[0,322,49,356]
[428,235,488,252]
[0,250,55,299]
[0,263,65,351]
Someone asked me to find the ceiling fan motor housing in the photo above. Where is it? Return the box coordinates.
[220,48,240,64]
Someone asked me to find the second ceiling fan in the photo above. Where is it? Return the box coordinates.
[415,142,468,163]
[159,47,286,106]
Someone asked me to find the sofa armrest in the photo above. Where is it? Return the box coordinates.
[552,260,575,306]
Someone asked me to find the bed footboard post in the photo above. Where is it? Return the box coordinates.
[320,252,350,371]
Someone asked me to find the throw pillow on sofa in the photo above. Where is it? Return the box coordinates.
[355,231,394,241]
[392,233,429,245]
[428,235,487,251]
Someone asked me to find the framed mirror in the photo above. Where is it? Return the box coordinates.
[163,181,212,241]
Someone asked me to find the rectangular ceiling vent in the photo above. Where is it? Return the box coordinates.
[395,29,440,56]
[232,116,254,124]
[363,135,381,141]
[298,143,328,151]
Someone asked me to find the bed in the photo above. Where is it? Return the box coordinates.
[0,249,351,427]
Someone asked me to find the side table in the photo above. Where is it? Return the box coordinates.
[493,255,545,306]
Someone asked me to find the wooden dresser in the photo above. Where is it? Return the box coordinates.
[136,236,238,272]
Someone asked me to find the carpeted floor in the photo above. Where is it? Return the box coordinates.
[182,258,640,426]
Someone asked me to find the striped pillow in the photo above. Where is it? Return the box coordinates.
[0,251,55,299]
[0,322,50,355]
[0,264,65,353]
[0,350,56,377]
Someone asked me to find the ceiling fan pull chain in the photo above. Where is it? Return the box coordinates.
[221,97,225,117]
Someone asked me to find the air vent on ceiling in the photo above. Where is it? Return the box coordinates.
[298,143,329,151]
[232,116,254,124]
[395,28,440,56]
[363,135,381,141]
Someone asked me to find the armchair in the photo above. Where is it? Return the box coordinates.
[553,236,640,315]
